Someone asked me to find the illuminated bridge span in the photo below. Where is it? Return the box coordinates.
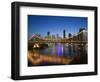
[29,41,87,44]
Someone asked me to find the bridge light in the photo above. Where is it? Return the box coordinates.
[36,44,39,48]
[33,45,36,48]
[33,43,39,48]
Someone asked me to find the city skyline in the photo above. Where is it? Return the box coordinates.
[28,15,88,38]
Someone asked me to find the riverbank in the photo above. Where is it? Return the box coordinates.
[28,51,73,66]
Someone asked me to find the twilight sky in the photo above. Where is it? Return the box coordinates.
[28,15,87,38]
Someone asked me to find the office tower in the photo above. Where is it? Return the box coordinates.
[47,32,50,36]
[52,35,55,39]
[47,31,51,39]
[56,34,59,39]
[63,29,66,38]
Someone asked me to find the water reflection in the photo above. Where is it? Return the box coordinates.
[28,43,87,66]
[39,43,87,58]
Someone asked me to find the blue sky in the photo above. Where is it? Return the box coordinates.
[28,15,87,38]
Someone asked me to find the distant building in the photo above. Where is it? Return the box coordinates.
[68,33,72,38]
[78,28,87,41]
[56,34,59,39]
[72,27,87,41]
[56,34,62,40]
[47,31,51,39]
[63,29,66,38]
[79,28,85,32]
[47,32,50,36]
[52,35,56,39]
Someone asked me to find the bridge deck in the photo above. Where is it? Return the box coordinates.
[29,41,87,43]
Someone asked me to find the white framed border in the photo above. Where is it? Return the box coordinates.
[20,6,95,76]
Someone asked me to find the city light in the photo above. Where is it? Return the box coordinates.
[28,15,88,66]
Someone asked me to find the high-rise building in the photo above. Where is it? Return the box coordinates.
[63,29,66,38]
[78,28,87,41]
[47,31,51,39]
[68,33,72,38]
[56,34,59,39]
[52,35,56,39]
[47,32,50,36]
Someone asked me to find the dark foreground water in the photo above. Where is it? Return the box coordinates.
[28,43,87,66]
[39,43,87,57]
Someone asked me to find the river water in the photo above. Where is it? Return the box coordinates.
[39,43,87,58]
[28,43,87,66]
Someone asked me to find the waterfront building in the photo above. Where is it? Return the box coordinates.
[52,35,56,39]
[72,27,87,41]
[47,32,50,36]
[63,29,66,38]
[56,34,59,39]
[47,32,51,39]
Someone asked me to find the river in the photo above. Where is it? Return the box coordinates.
[28,43,87,66]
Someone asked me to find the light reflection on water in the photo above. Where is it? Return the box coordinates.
[38,43,87,58]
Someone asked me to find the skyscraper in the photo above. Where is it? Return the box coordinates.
[63,29,66,38]
[47,31,51,39]
[56,34,59,39]
[47,32,50,36]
